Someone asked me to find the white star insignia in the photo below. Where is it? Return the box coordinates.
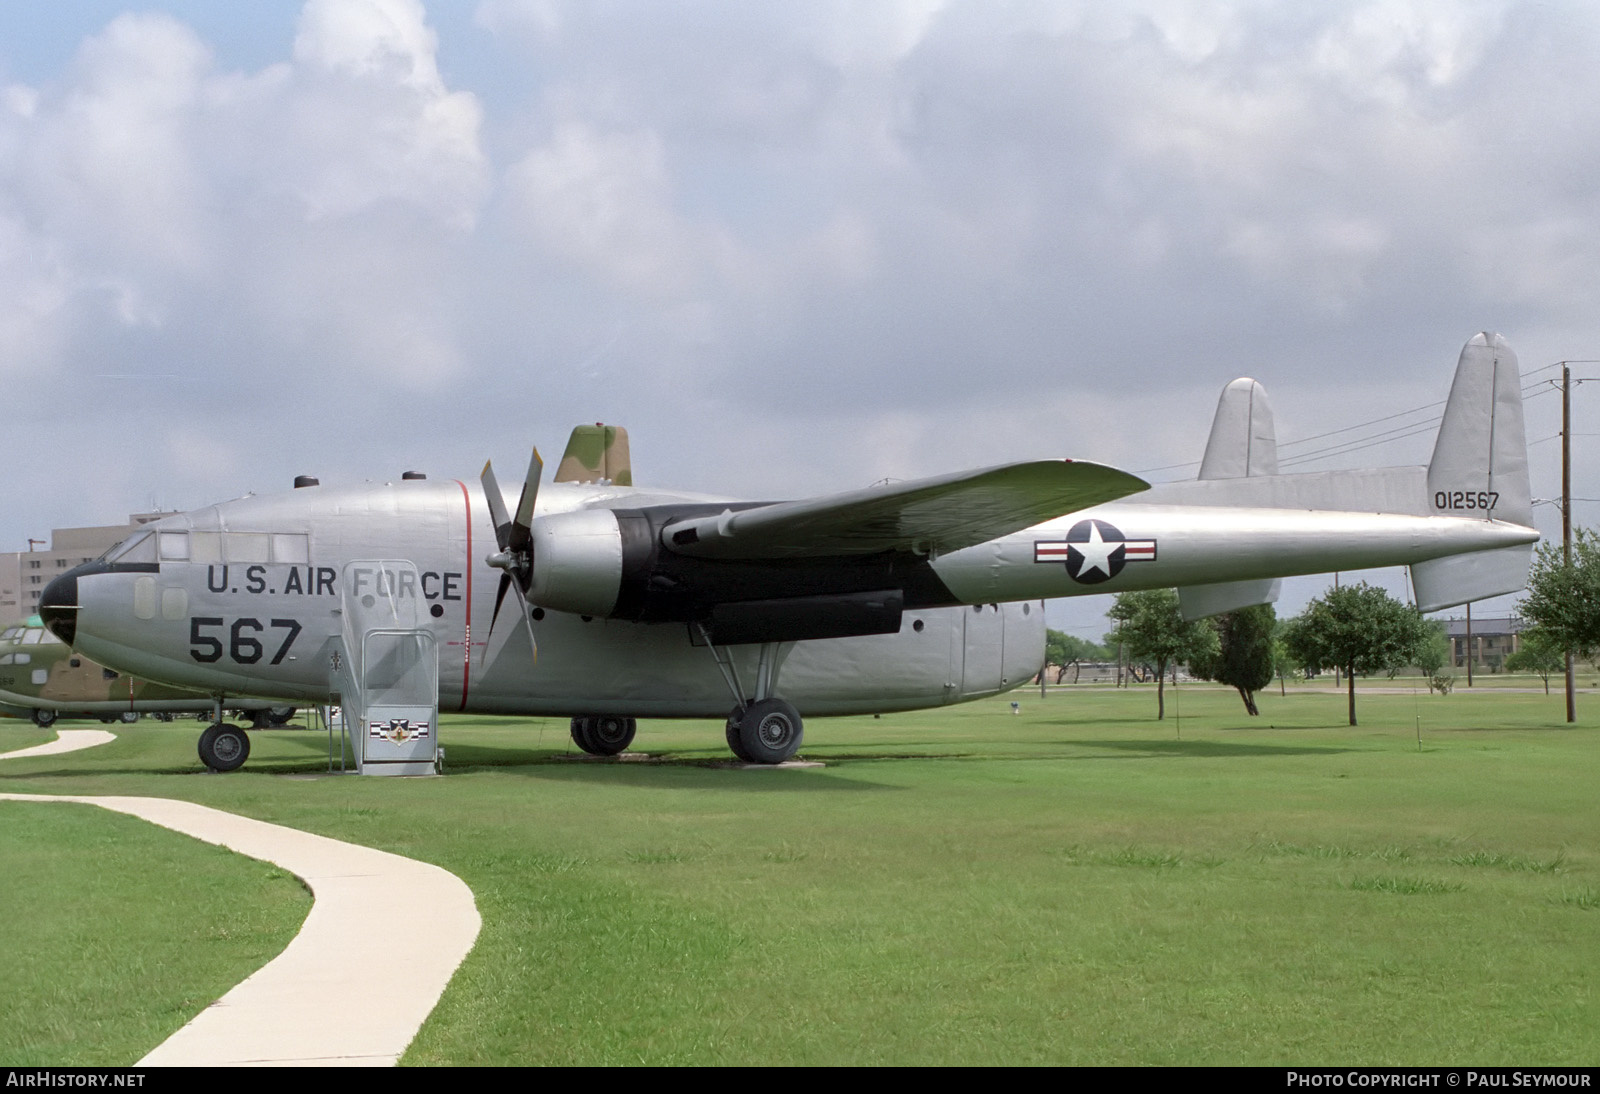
[1074,522,1119,578]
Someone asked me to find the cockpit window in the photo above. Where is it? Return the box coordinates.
[272,533,310,564]
[106,531,156,564]
[158,531,190,562]
[0,627,20,642]
[21,629,43,645]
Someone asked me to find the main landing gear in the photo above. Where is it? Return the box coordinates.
[700,631,804,765]
[724,697,803,765]
[570,715,637,756]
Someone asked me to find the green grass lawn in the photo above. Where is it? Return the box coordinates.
[2,684,1597,1065]
[0,721,60,754]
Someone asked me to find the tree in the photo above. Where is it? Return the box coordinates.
[1190,603,1276,715]
[1107,589,1220,719]
[1280,582,1431,726]
[1505,630,1567,695]
[1411,621,1455,695]
[1044,630,1110,683]
[1517,528,1600,674]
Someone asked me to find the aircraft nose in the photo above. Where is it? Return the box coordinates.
[39,570,79,645]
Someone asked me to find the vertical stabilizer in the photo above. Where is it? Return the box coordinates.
[1179,378,1282,618]
[554,424,633,486]
[1425,332,1531,527]
[1412,332,1536,612]
[1198,378,1279,478]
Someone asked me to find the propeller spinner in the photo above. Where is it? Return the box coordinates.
[481,448,543,665]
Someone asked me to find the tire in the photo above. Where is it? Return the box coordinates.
[570,715,636,756]
[267,706,296,727]
[197,723,251,772]
[569,716,595,752]
[733,698,803,765]
[588,715,636,755]
[724,709,754,763]
[119,711,138,724]
[31,709,56,728]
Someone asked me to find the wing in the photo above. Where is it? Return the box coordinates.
[660,460,1147,560]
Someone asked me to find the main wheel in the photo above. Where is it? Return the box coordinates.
[725,708,754,762]
[119,711,138,724]
[31,709,56,728]
[198,723,251,772]
[570,715,636,756]
[569,715,595,751]
[588,715,636,755]
[267,706,296,727]
[733,698,803,765]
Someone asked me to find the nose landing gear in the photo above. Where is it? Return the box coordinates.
[198,722,251,772]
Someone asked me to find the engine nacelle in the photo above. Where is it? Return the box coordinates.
[528,509,624,617]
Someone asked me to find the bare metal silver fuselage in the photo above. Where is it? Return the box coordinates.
[59,469,1533,719]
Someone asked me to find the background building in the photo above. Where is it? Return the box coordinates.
[1443,615,1525,674]
[0,514,168,624]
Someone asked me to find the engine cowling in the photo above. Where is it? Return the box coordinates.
[528,509,624,617]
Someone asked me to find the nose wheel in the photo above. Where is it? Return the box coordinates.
[198,722,251,772]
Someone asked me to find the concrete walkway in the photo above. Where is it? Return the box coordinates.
[0,729,116,761]
[0,793,481,1066]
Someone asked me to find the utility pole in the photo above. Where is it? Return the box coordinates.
[1465,602,1473,687]
[1563,363,1576,723]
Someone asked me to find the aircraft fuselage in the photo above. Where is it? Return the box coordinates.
[42,472,1533,719]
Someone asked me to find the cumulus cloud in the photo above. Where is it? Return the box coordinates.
[1,0,1597,634]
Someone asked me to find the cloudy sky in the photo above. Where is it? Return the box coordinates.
[2,0,1595,638]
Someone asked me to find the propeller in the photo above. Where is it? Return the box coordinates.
[481,448,543,666]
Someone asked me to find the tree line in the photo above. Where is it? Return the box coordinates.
[1043,525,1598,726]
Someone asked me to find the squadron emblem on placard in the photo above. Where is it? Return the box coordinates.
[1034,519,1156,584]
[369,718,431,744]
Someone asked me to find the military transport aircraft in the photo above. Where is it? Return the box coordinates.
[40,334,1537,771]
[0,616,292,727]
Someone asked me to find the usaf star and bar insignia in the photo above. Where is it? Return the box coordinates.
[1034,519,1157,584]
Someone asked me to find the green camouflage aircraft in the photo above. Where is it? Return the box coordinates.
[0,616,290,727]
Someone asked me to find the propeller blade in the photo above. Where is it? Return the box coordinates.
[480,450,542,670]
[507,448,543,555]
[481,460,513,550]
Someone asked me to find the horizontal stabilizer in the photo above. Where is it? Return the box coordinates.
[1411,544,1532,614]
[662,460,1149,560]
[1178,578,1281,621]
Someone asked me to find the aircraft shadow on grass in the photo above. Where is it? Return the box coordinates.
[1071,738,1353,758]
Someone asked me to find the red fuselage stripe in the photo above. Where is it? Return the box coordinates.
[455,480,473,711]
